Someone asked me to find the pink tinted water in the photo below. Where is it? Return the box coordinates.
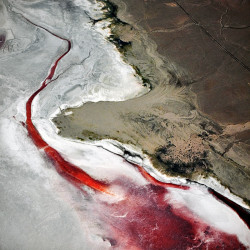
[24,20,248,249]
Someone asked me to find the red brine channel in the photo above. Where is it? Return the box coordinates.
[25,20,110,194]
[24,19,249,249]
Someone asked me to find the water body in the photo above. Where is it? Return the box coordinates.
[0,0,249,249]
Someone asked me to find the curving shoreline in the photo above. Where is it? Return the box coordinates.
[54,0,250,205]
[0,0,250,248]
[22,0,250,241]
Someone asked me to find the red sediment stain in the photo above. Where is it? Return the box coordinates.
[99,178,246,249]
[133,163,189,190]
[20,121,26,127]
[24,17,249,249]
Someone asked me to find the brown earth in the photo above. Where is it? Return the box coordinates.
[113,0,250,124]
[53,0,250,203]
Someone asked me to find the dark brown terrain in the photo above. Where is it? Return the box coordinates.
[54,0,250,203]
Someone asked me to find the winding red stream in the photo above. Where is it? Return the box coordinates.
[24,19,249,249]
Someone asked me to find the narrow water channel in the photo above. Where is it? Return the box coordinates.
[23,16,250,250]
[1,0,250,249]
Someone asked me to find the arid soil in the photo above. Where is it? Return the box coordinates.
[53,0,250,203]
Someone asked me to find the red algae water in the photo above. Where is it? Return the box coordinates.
[25,18,110,195]
[98,178,246,249]
[24,20,249,249]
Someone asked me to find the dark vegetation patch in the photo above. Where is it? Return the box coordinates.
[0,34,5,49]
[108,34,131,53]
[94,0,152,89]
[199,121,223,135]
[168,70,194,87]
[81,130,103,140]
[152,145,211,177]
[78,129,135,146]
[131,65,151,88]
